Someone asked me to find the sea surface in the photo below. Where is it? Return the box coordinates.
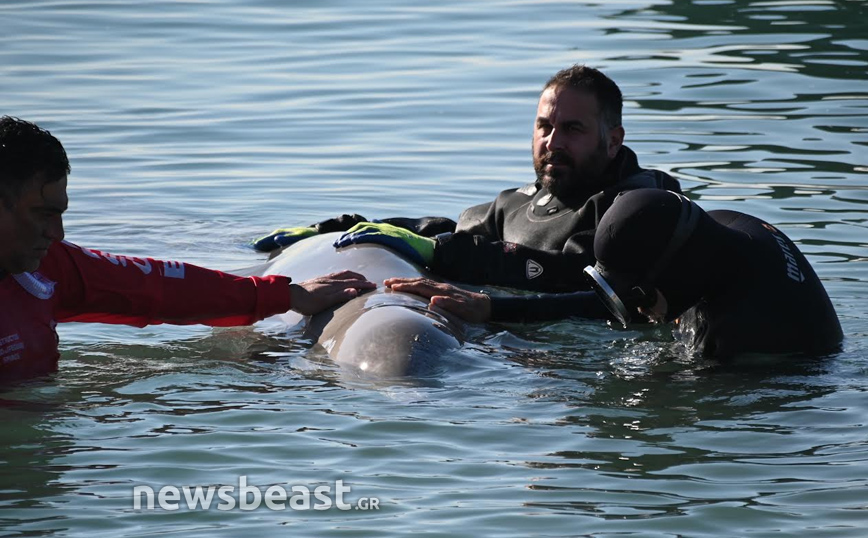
[1,0,867,536]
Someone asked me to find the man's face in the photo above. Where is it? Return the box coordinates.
[532,86,624,198]
[0,174,67,274]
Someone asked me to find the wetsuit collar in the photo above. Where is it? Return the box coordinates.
[603,146,642,187]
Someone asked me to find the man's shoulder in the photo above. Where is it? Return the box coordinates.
[612,146,682,194]
[37,241,72,271]
[492,182,538,203]
[455,182,540,234]
[514,182,539,197]
[39,240,116,279]
[45,240,96,264]
[610,168,682,194]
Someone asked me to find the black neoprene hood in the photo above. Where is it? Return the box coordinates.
[588,188,708,323]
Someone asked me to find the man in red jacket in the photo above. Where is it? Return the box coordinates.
[0,116,375,381]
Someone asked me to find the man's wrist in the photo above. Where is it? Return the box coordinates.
[288,282,302,312]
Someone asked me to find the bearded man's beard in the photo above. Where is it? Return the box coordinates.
[534,140,610,199]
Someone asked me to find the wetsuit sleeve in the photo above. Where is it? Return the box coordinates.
[313,214,369,233]
[378,216,457,237]
[49,242,292,327]
[489,291,611,322]
[432,232,595,292]
[313,213,457,237]
[454,201,499,237]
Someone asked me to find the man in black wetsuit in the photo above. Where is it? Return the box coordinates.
[385,189,843,358]
[256,65,681,292]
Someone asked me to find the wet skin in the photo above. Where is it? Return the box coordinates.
[0,174,68,274]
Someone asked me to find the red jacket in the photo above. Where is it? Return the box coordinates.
[0,241,292,380]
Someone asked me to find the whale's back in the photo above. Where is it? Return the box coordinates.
[243,232,464,376]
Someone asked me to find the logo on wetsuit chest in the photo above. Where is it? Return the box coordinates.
[762,223,805,283]
[526,259,544,279]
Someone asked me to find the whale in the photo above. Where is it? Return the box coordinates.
[237,232,465,376]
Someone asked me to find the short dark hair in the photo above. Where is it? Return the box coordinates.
[543,65,623,131]
[0,116,70,202]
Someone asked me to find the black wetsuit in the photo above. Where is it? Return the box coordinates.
[314,146,681,292]
[488,204,843,358]
[671,210,842,357]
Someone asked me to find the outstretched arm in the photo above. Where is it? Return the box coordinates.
[384,277,611,323]
[431,232,596,293]
[49,241,374,326]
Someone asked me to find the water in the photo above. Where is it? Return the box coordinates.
[1,0,867,535]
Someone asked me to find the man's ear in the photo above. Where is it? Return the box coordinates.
[606,125,625,159]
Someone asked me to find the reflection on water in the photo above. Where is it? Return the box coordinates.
[1,0,867,536]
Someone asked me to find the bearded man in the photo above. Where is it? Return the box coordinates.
[260,65,682,292]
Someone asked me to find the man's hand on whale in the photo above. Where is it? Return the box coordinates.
[384,277,491,323]
[291,271,377,315]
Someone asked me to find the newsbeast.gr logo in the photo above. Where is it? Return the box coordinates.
[133,477,380,512]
